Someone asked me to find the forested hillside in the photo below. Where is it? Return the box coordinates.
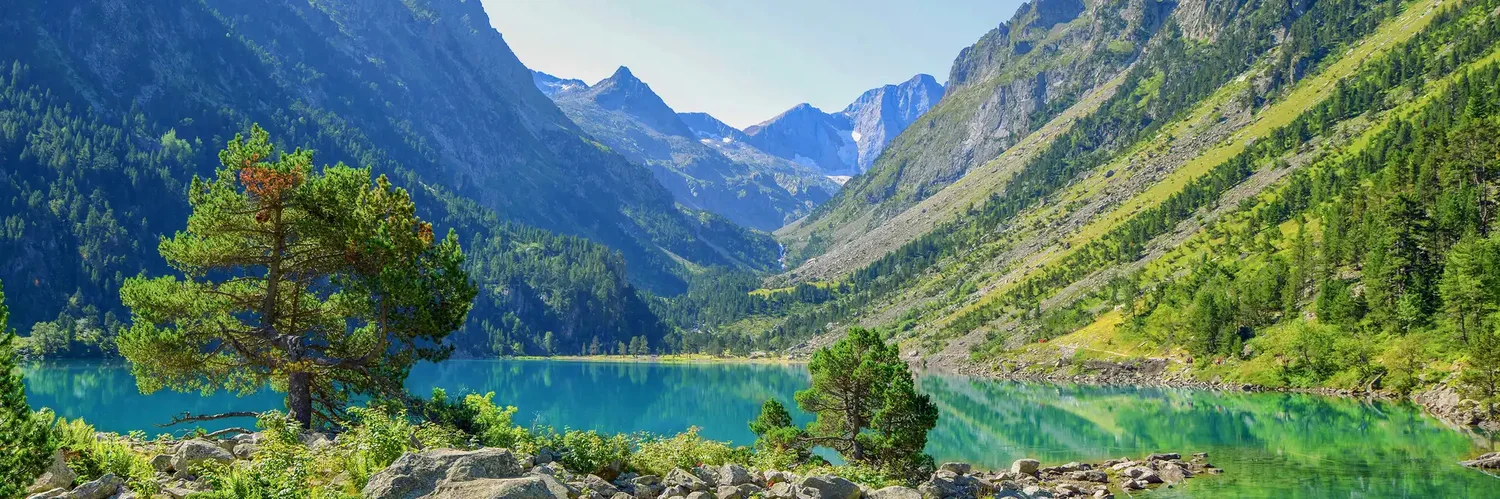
[0,0,780,358]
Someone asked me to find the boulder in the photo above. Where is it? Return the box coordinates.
[364,448,524,499]
[232,443,258,460]
[582,475,620,496]
[766,482,798,499]
[869,486,921,499]
[171,439,234,476]
[1010,459,1040,476]
[1121,467,1161,484]
[25,489,67,499]
[717,463,754,486]
[796,475,859,499]
[1051,462,1086,473]
[150,454,173,473]
[717,484,746,499]
[299,432,334,450]
[1063,470,1107,483]
[665,469,708,492]
[1462,452,1500,469]
[919,471,994,499]
[1157,463,1188,484]
[428,475,572,499]
[685,491,716,499]
[62,473,123,499]
[29,450,77,494]
[691,466,720,487]
[1146,453,1180,462]
[938,462,971,475]
[611,494,634,499]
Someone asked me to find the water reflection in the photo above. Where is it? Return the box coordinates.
[22,360,1498,497]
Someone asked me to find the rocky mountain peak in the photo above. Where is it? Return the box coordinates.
[568,65,694,137]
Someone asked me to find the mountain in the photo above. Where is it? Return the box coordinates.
[778,0,1158,267]
[743,75,945,177]
[671,0,1500,399]
[0,0,780,358]
[541,67,837,231]
[533,70,589,97]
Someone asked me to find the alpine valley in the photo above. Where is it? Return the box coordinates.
[6,0,1500,497]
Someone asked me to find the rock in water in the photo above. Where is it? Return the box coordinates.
[1158,462,1188,484]
[1010,459,1040,476]
[28,450,76,494]
[364,448,524,499]
[171,439,234,477]
[797,475,860,499]
[428,475,571,499]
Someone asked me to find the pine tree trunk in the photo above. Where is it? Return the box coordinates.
[287,371,313,429]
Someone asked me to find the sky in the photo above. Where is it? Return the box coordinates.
[480,0,1025,129]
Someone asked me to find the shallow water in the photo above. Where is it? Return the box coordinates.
[22,359,1499,497]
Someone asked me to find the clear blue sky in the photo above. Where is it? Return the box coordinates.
[480,0,1024,129]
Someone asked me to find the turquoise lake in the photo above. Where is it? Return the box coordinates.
[22,359,1500,498]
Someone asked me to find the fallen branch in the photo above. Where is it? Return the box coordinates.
[157,411,263,427]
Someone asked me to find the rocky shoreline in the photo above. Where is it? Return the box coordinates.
[25,431,1219,499]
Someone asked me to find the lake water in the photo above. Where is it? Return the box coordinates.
[22,359,1499,497]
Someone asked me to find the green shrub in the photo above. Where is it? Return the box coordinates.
[193,411,348,499]
[631,427,746,476]
[530,428,635,476]
[338,407,418,489]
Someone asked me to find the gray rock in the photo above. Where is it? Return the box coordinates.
[1063,470,1107,483]
[172,439,234,476]
[299,431,333,450]
[108,488,138,499]
[29,450,77,494]
[665,469,708,492]
[630,477,664,499]
[1157,463,1188,484]
[150,454,173,473]
[796,475,859,499]
[62,473,123,499]
[691,466,720,487]
[429,475,572,499]
[1051,462,1086,473]
[869,485,921,499]
[365,448,525,499]
[1010,459,1040,476]
[232,443,258,460]
[717,463,754,486]
[685,491,716,499]
[938,462,971,475]
[1147,453,1180,462]
[662,485,692,498]
[25,488,67,499]
[1121,467,1161,484]
[583,475,620,496]
[716,484,746,499]
[611,494,634,499]
[766,482,798,499]
[919,471,995,499]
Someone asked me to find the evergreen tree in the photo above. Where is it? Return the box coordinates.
[1438,235,1498,344]
[118,126,476,428]
[794,328,938,479]
[749,399,810,465]
[1,281,56,497]
[1461,325,1500,416]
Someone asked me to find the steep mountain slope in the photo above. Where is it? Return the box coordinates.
[674,0,1478,372]
[743,74,945,178]
[543,67,837,231]
[779,0,1167,267]
[533,71,589,97]
[0,0,778,357]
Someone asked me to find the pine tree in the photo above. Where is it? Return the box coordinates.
[794,328,938,479]
[118,126,476,428]
[1,281,56,497]
[1438,235,1497,344]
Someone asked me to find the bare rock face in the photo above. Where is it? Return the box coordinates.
[363,448,524,499]
[59,473,123,499]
